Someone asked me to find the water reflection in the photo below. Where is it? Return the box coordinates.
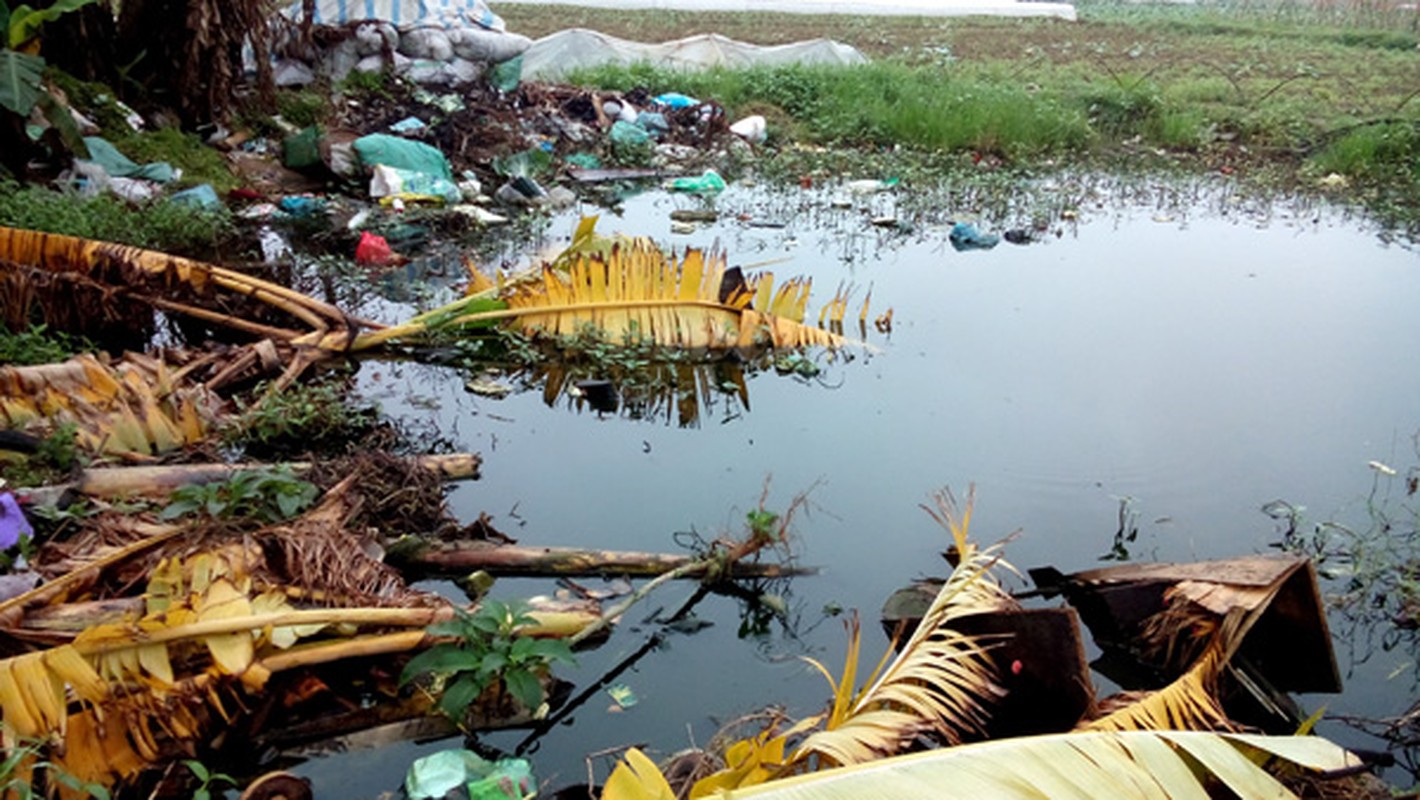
[328,176,1420,795]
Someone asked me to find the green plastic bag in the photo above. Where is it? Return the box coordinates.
[668,168,726,195]
[80,136,175,182]
[405,750,536,800]
[489,55,523,92]
[353,133,453,181]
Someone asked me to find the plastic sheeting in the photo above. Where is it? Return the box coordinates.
[281,0,505,31]
[520,29,867,80]
[492,0,1076,21]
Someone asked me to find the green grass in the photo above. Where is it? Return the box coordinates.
[569,62,1094,156]
[109,127,239,193]
[0,180,233,253]
[0,325,92,366]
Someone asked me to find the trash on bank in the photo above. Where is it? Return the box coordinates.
[0,486,34,550]
[730,114,768,144]
[354,133,455,181]
[845,177,898,195]
[167,184,222,210]
[78,136,177,183]
[370,163,463,205]
[355,230,404,266]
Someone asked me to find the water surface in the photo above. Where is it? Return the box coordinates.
[309,178,1420,792]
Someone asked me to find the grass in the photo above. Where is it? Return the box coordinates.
[0,325,92,366]
[108,127,240,193]
[0,179,233,254]
[500,0,1420,227]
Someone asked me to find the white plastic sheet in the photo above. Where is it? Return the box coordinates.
[282,0,506,31]
[520,29,867,80]
[492,0,1076,21]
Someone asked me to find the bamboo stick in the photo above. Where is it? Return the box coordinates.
[392,541,814,579]
[71,453,481,498]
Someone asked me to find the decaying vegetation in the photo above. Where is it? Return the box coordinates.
[598,490,1377,799]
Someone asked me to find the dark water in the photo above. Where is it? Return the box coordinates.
[299,179,1420,793]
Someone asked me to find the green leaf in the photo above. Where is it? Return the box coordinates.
[478,651,507,675]
[36,90,88,158]
[502,667,544,710]
[527,637,576,665]
[8,0,100,49]
[275,490,302,519]
[183,759,210,782]
[438,673,486,720]
[159,498,200,520]
[0,48,43,116]
[399,644,485,685]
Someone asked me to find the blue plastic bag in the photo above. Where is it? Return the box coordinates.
[949,222,1000,252]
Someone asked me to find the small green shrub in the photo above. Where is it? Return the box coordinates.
[276,89,330,128]
[110,127,237,192]
[0,325,91,365]
[0,423,81,489]
[1,740,110,799]
[224,381,379,455]
[159,467,319,524]
[0,180,233,253]
[1311,121,1420,181]
[401,599,576,721]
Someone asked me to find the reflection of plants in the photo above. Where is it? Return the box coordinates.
[1099,495,1141,561]
[400,599,576,723]
[1268,447,1420,777]
[1268,456,1420,656]
[159,467,318,524]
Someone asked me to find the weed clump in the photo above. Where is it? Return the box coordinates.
[0,180,233,254]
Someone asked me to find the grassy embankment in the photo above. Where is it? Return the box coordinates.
[501,1,1420,227]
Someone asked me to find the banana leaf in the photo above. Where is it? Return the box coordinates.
[718,731,1361,800]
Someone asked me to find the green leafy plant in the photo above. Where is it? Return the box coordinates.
[1,739,111,800]
[181,759,236,800]
[0,422,81,488]
[400,599,576,722]
[159,467,318,524]
[0,324,91,365]
[0,0,99,163]
[225,381,378,454]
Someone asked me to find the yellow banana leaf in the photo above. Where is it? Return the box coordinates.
[0,225,357,343]
[357,239,867,352]
[715,731,1362,800]
[786,492,1015,770]
[1085,570,1287,734]
[603,748,677,800]
[0,353,223,457]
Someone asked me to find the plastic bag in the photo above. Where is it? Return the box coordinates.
[610,120,650,147]
[948,222,1000,251]
[404,750,535,800]
[353,133,454,180]
[355,231,399,266]
[667,169,726,195]
[368,164,461,204]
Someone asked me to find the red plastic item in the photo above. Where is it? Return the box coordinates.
[355,231,398,266]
